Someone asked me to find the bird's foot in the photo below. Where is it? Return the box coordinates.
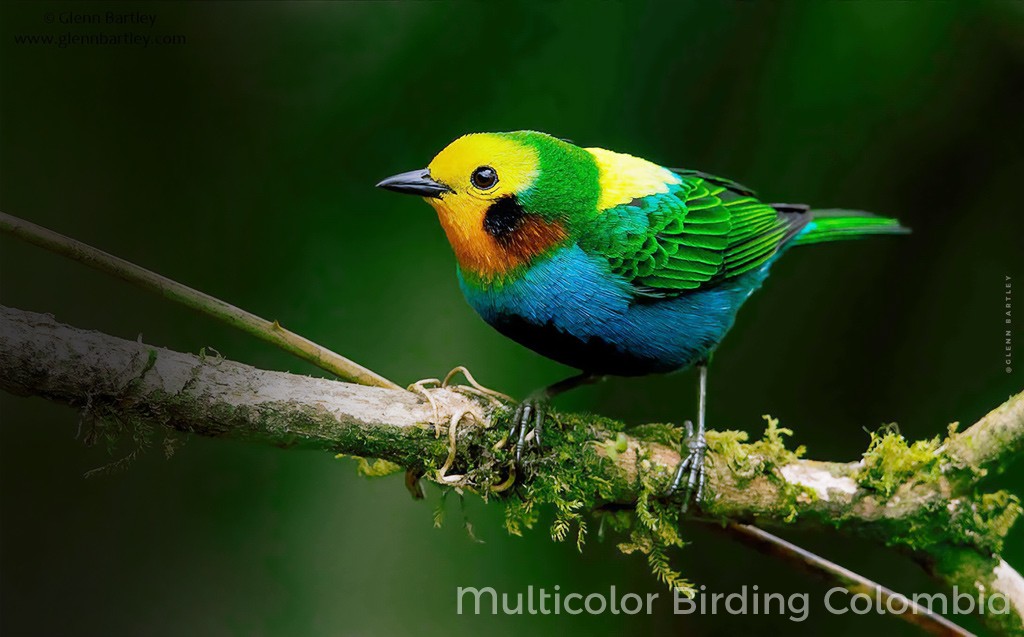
[664,420,708,513]
[503,393,548,466]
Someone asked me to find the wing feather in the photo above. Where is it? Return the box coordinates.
[579,172,808,298]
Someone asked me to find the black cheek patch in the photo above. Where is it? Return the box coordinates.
[483,195,526,243]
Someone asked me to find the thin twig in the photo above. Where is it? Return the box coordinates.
[0,211,401,390]
[720,522,973,637]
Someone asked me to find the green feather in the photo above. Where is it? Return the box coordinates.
[599,176,799,294]
[794,210,909,246]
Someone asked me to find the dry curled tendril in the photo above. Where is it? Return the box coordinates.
[407,367,516,491]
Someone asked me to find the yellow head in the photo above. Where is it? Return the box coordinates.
[378,131,597,281]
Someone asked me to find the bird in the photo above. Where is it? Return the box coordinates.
[377,130,907,510]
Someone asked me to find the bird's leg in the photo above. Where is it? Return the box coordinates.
[507,372,602,464]
[665,364,709,512]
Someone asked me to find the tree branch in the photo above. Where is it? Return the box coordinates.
[945,395,1024,478]
[0,211,401,390]
[720,522,973,637]
[1,304,1021,634]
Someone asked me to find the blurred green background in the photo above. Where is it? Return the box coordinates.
[1,2,1022,635]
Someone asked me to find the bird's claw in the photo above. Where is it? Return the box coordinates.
[507,396,546,465]
[664,420,708,513]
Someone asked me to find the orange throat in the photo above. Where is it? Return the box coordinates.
[430,200,568,281]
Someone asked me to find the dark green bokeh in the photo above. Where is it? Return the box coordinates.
[1,2,1021,635]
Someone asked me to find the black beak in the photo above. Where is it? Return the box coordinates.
[376,169,451,198]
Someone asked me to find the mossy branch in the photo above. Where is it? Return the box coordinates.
[1,304,1022,635]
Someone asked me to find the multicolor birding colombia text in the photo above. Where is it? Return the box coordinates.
[377,131,907,509]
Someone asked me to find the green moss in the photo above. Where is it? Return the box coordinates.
[857,426,942,497]
[81,410,157,477]
[497,408,617,548]
[927,490,1023,553]
[975,491,1024,546]
[703,416,818,522]
[466,407,696,596]
[627,422,681,448]
[843,427,1021,553]
[751,416,807,463]
[336,454,404,477]
[707,415,806,482]
[595,432,629,461]
[614,447,696,598]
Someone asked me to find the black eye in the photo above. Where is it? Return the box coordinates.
[471,166,498,190]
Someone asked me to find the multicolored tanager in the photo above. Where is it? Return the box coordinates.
[378,131,907,508]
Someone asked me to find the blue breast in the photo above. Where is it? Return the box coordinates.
[458,245,770,376]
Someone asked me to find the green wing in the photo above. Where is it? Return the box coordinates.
[581,174,808,297]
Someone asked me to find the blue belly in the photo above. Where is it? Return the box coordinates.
[458,245,771,376]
